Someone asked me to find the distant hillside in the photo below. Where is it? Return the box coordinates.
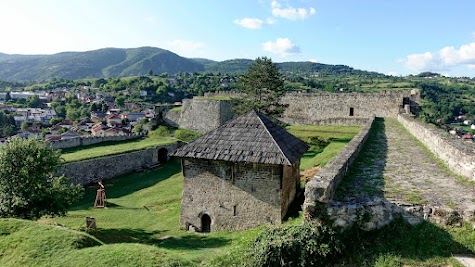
[204,59,383,76]
[191,58,217,65]
[204,59,255,74]
[0,47,384,81]
[0,47,204,81]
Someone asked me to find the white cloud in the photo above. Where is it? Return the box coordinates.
[262,38,300,57]
[234,18,264,29]
[266,17,277,25]
[386,71,400,76]
[271,1,316,20]
[159,39,204,57]
[403,42,475,72]
[468,64,475,69]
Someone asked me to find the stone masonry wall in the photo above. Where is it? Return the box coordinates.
[398,114,475,181]
[281,90,419,125]
[303,117,375,215]
[49,134,144,150]
[57,143,181,185]
[180,159,283,231]
[281,162,300,217]
[164,99,235,134]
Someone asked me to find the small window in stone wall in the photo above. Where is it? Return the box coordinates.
[349,107,354,116]
[233,205,237,216]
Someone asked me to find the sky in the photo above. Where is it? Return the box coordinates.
[0,0,474,77]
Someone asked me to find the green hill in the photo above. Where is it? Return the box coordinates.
[0,47,204,81]
[204,59,384,76]
[0,47,385,81]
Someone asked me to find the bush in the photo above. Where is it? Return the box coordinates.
[0,137,83,220]
[149,125,170,138]
[307,136,329,147]
[249,223,342,266]
[174,129,201,143]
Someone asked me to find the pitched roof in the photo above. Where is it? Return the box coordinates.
[172,110,309,165]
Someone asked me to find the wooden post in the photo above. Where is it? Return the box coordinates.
[94,179,107,208]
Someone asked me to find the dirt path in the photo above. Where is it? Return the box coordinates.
[335,118,475,215]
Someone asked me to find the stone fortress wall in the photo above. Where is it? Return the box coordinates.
[281,90,420,125]
[164,98,235,134]
[298,91,475,230]
[57,143,181,185]
[49,134,144,150]
[164,90,420,134]
[398,114,475,181]
[61,88,474,230]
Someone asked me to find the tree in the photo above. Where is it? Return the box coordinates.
[115,95,126,107]
[234,57,287,117]
[2,125,14,137]
[0,137,83,219]
[147,69,154,76]
[26,94,42,108]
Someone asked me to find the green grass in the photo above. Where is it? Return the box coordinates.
[2,158,474,266]
[61,135,177,163]
[35,159,265,265]
[339,218,475,267]
[170,106,183,111]
[286,125,361,170]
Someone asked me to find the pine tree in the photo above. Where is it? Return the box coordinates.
[234,57,287,117]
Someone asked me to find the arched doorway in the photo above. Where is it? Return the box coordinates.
[201,214,211,233]
[157,148,168,163]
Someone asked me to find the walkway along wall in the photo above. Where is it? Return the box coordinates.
[57,143,182,185]
[303,117,375,215]
[398,114,475,181]
[302,118,429,231]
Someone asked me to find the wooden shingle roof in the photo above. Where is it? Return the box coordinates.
[171,110,309,165]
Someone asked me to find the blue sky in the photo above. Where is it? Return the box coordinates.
[1,0,474,77]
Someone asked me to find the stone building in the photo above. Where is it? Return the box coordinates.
[172,110,309,232]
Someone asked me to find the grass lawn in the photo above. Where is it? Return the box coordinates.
[36,159,273,265]
[286,125,362,170]
[61,135,177,163]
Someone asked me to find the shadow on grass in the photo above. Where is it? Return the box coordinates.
[300,145,325,160]
[89,228,166,245]
[156,234,231,250]
[71,159,181,210]
[338,218,474,266]
[328,137,354,143]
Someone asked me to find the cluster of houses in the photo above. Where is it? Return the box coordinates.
[10,108,155,142]
[445,115,475,143]
[0,86,157,143]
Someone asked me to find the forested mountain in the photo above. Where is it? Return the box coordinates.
[0,47,204,81]
[0,46,383,81]
[204,59,384,77]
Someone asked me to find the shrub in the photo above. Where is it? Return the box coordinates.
[307,136,329,147]
[249,223,342,266]
[174,129,201,143]
[149,125,170,138]
[0,137,83,219]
